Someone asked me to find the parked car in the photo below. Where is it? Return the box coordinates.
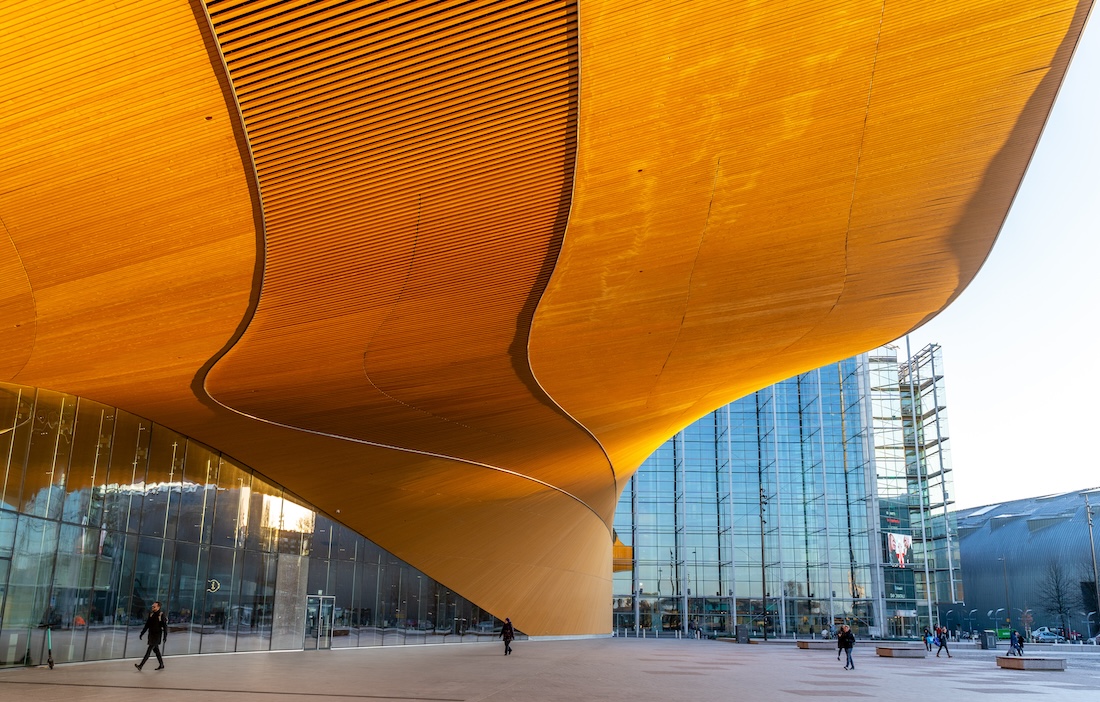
[1033,631,1066,643]
[1031,626,1054,638]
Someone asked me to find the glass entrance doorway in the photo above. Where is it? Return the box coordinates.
[305,595,336,650]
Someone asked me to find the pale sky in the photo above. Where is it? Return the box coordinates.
[902,13,1100,510]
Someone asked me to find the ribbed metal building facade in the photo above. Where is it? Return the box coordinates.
[956,489,1100,639]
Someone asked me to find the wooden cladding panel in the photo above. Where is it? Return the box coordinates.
[530,0,1090,476]
[201,0,616,515]
[0,0,258,405]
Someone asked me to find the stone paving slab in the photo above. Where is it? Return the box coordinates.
[1,638,1099,702]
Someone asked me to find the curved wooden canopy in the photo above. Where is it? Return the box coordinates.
[0,0,1092,634]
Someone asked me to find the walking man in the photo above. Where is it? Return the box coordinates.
[135,601,167,671]
[838,624,856,670]
[499,617,515,655]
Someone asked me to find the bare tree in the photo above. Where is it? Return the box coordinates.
[1036,561,1079,636]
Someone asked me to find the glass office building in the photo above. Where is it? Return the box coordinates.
[0,382,502,668]
[869,342,962,637]
[613,343,961,639]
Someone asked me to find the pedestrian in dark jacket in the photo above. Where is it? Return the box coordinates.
[838,624,856,670]
[135,601,167,671]
[499,617,515,655]
[1008,630,1020,656]
[934,625,952,658]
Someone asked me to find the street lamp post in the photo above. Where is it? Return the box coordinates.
[693,549,699,631]
[966,609,977,635]
[1014,608,1031,635]
[997,555,1012,630]
[759,484,768,642]
[416,576,423,632]
[990,608,1005,631]
[433,592,440,637]
[1086,494,1100,624]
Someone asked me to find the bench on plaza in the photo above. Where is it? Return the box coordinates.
[875,644,927,658]
[996,656,1066,671]
[795,640,837,650]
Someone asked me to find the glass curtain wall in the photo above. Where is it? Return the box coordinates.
[869,342,961,638]
[614,356,880,638]
[0,381,506,668]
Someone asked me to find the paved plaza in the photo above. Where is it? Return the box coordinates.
[2,638,1099,701]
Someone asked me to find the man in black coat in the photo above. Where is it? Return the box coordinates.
[499,617,515,655]
[838,624,856,670]
[135,601,167,671]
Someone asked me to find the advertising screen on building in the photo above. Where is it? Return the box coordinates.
[886,532,912,567]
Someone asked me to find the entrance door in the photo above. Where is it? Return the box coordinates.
[305,595,336,650]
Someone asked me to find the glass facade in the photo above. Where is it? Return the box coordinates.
[613,343,961,639]
[869,342,961,637]
[0,382,505,668]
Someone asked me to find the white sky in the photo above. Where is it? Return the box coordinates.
[902,12,1100,510]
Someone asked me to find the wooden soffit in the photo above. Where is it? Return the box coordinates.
[0,0,1092,635]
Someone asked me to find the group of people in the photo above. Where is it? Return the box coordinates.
[837,621,964,670]
[130,606,1044,676]
[922,625,953,657]
[129,601,519,671]
[1005,630,1025,656]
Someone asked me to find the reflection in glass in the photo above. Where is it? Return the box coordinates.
[616,347,959,639]
[0,380,504,669]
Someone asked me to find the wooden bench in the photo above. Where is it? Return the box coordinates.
[996,656,1066,671]
[876,645,927,658]
[795,640,837,650]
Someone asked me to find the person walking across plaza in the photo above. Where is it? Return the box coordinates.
[499,617,515,655]
[934,625,952,658]
[135,601,167,671]
[1011,630,1024,656]
[923,626,933,651]
[838,624,856,670]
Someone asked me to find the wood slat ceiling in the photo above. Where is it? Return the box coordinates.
[0,0,1091,634]
[201,0,616,513]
